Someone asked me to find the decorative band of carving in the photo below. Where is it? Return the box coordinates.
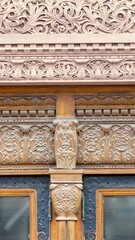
[0,42,134,56]
[50,184,82,221]
[53,119,78,169]
[75,95,135,118]
[0,96,55,108]
[75,95,135,107]
[78,125,135,165]
[0,0,134,34]
[1,58,135,83]
[0,125,54,165]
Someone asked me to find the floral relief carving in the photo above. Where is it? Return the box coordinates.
[78,125,135,165]
[50,184,82,221]
[1,59,135,82]
[0,125,54,165]
[78,125,105,164]
[109,125,135,164]
[0,0,135,34]
[54,120,78,168]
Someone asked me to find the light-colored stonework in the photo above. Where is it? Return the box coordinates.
[0,0,135,34]
[0,0,135,84]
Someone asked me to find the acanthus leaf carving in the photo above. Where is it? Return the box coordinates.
[0,125,54,165]
[53,119,78,168]
[0,0,135,34]
[50,184,82,221]
[1,59,135,82]
[78,125,135,165]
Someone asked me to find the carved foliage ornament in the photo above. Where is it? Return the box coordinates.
[0,0,135,34]
[1,59,135,82]
[54,119,78,168]
[50,184,82,221]
[78,125,135,165]
[0,125,54,165]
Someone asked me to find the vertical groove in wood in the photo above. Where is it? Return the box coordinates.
[67,221,76,240]
[75,211,83,240]
[58,221,67,240]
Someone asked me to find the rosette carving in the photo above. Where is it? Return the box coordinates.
[50,184,82,221]
[0,0,135,34]
[53,119,78,168]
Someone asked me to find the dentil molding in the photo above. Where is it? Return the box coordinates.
[1,0,135,84]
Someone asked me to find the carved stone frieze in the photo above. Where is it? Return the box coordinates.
[0,0,135,34]
[50,184,82,221]
[53,119,78,168]
[78,125,135,165]
[1,58,135,82]
[0,125,54,165]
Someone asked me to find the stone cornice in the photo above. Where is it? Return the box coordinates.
[0,0,135,35]
[1,27,135,85]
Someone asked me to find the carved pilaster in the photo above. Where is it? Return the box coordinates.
[53,119,78,169]
[50,183,82,221]
[50,169,83,240]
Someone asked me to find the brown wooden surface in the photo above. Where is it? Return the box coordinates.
[0,188,37,240]
[1,85,135,95]
[96,188,135,240]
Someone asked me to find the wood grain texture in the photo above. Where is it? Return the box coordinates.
[96,188,135,240]
[0,188,37,240]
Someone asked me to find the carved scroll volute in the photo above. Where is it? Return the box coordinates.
[50,184,82,221]
[53,120,78,169]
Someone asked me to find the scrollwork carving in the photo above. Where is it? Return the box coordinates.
[53,119,78,168]
[78,125,135,165]
[85,231,96,240]
[0,125,54,165]
[50,184,82,221]
[38,231,48,240]
[0,0,135,34]
[1,59,135,82]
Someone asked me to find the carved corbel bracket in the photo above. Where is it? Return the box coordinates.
[50,183,82,221]
[53,119,78,169]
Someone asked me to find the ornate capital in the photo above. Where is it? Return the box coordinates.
[53,119,78,169]
[50,183,82,221]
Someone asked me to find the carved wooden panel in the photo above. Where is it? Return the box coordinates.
[78,125,135,165]
[0,0,134,34]
[54,120,78,169]
[50,183,82,221]
[0,96,56,118]
[75,94,135,119]
[76,94,135,166]
[0,125,54,165]
[0,95,56,168]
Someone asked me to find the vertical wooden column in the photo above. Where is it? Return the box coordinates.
[50,94,83,240]
[50,170,83,240]
[56,94,75,119]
